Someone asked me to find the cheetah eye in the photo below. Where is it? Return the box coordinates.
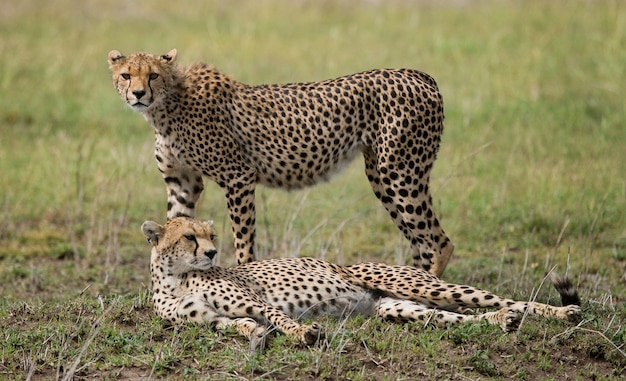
[210,234,217,241]
[183,233,196,242]
[149,72,159,80]
[121,73,130,80]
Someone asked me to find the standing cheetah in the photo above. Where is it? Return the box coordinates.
[142,217,581,347]
[108,49,454,276]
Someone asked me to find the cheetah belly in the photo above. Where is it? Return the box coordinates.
[247,138,364,189]
[231,86,369,189]
[239,258,379,319]
[262,285,378,319]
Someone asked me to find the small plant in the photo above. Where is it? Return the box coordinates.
[536,351,553,371]
[447,320,495,345]
[468,349,501,377]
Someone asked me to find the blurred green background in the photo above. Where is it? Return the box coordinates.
[2,0,623,270]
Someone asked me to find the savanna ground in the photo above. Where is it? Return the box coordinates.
[1,0,625,380]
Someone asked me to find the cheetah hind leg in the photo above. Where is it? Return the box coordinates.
[376,298,521,331]
[351,263,581,324]
[498,273,582,322]
[362,149,453,277]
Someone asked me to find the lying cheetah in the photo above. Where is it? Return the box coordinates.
[109,49,453,276]
[142,217,581,347]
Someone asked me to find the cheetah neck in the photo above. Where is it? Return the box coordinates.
[141,97,180,137]
[140,64,235,139]
[150,250,190,299]
[151,250,237,299]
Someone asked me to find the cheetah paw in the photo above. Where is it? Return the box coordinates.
[301,322,322,345]
[250,326,268,351]
[560,304,582,321]
[499,309,521,332]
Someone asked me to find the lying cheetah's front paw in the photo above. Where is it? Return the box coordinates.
[250,326,268,351]
[301,322,322,345]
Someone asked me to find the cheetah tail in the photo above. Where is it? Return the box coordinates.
[550,273,581,306]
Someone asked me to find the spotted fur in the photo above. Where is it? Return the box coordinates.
[143,218,581,347]
[109,49,454,276]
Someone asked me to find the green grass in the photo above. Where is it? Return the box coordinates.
[1,0,625,379]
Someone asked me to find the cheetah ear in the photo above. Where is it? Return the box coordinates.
[108,50,125,65]
[160,49,177,64]
[206,220,214,227]
[141,221,164,246]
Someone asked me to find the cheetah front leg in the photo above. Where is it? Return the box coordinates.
[260,305,322,345]
[224,177,257,264]
[153,138,204,219]
[214,316,269,350]
[161,168,205,219]
[157,158,204,220]
[176,294,269,348]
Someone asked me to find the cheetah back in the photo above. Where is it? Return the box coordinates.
[229,69,443,189]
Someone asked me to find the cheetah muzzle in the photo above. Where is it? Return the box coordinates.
[143,217,582,349]
[109,49,454,276]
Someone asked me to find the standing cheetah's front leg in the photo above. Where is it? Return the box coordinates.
[224,176,257,264]
[163,170,205,219]
[154,138,205,219]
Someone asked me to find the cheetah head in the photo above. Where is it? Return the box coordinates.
[107,49,178,112]
[141,217,218,274]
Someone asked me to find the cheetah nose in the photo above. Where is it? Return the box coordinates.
[132,89,146,99]
[204,249,217,260]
